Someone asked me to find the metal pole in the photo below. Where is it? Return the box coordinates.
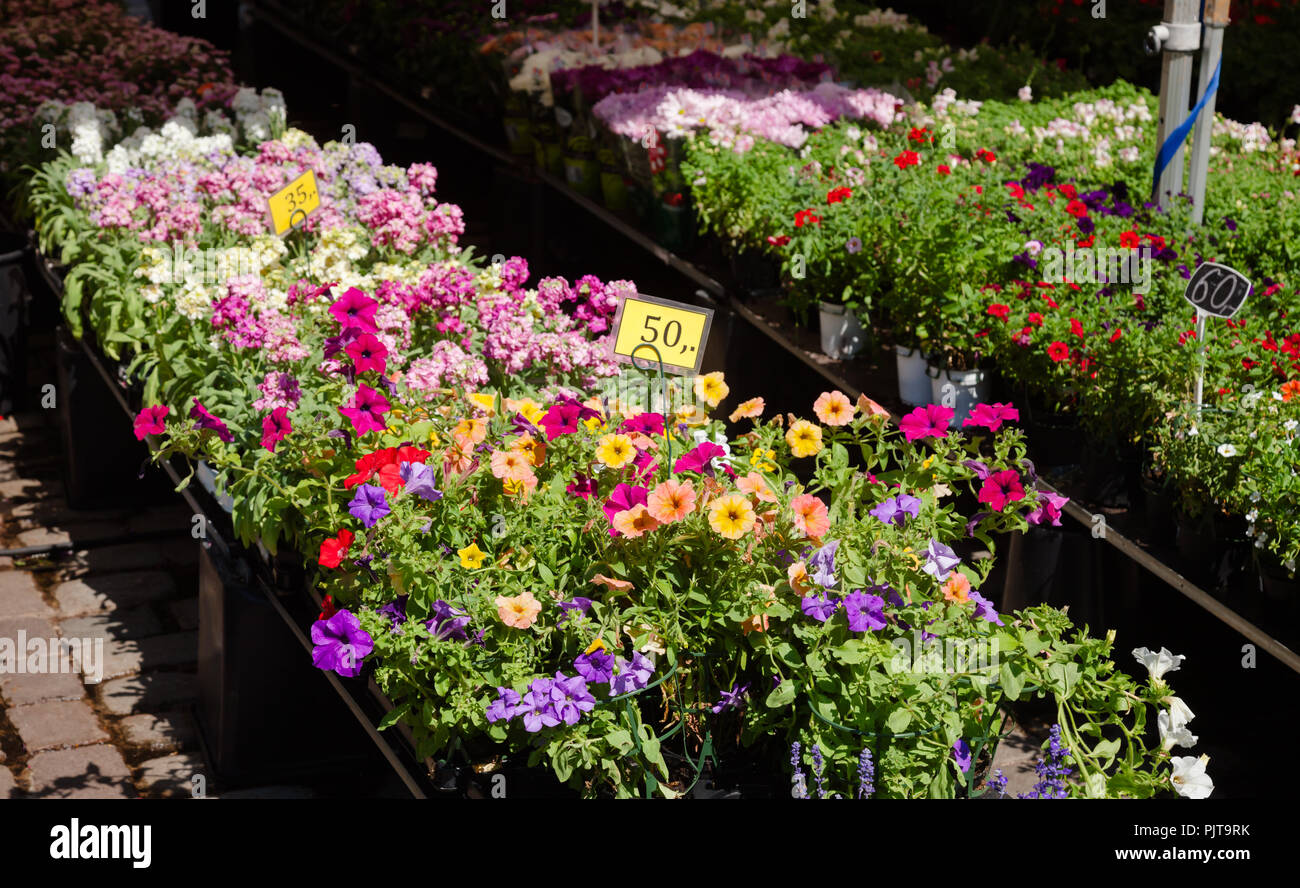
[1193,309,1208,411]
[1153,0,1200,209]
[1189,0,1231,224]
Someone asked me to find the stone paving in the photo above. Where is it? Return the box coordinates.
[0,408,213,799]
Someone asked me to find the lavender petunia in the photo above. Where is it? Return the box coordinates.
[486,686,521,723]
[549,673,597,725]
[922,539,962,582]
[870,494,921,527]
[610,651,654,696]
[425,599,470,641]
[399,461,443,502]
[809,539,839,589]
[969,591,1005,626]
[801,594,840,622]
[953,739,972,773]
[574,648,614,684]
[711,682,751,714]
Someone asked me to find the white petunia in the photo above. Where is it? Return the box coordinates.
[1217,443,1238,457]
[1132,646,1185,681]
[1170,755,1213,799]
[1167,696,1195,725]
[1158,709,1198,751]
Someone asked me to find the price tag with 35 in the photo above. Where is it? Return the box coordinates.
[267,169,321,236]
[609,293,713,376]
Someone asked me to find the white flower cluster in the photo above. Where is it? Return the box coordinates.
[1212,116,1272,153]
[854,9,917,33]
[1131,647,1212,799]
[304,225,372,290]
[232,86,287,143]
[34,101,122,164]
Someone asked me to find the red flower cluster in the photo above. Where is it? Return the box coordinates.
[826,186,853,204]
[344,445,432,493]
[975,148,996,163]
[987,303,1011,321]
[795,209,822,227]
[908,127,932,144]
[893,150,920,169]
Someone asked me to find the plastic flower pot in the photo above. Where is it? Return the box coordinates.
[562,135,600,198]
[894,345,931,407]
[597,147,628,211]
[0,231,30,414]
[928,362,992,427]
[818,302,866,360]
[531,121,563,176]
[650,200,694,253]
[195,542,374,786]
[620,136,653,188]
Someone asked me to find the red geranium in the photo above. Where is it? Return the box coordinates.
[893,150,920,169]
[987,304,1011,321]
[976,148,996,163]
[937,164,951,175]
[826,186,853,204]
[795,209,822,227]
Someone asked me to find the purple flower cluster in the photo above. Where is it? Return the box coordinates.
[1019,724,1073,799]
[486,673,597,732]
[858,748,875,799]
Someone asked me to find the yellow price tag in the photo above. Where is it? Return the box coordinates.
[267,169,321,236]
[610,293,713,375]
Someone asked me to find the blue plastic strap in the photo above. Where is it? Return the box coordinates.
[1152,55,1221,196]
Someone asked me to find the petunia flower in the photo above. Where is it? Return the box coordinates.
[603,483,649,537]
[318,528,354,569]
[310,609,373,678]
[969,591,1004,626]
[496,590,542,629]
[1026,489,1069,526]
[922,539,961,581]
[609,651,655,696]
[345,331,388,375]
[339,385,391,435]
[952,739,972,773]
[647,478,696,523]
[190,398,233,443]
[1158,709,1198,751]
[801,593,840,622]
[963,402,1019,433]
[133,405,168,440]
[809,539,839,589]
[399,461,443,502]
[673,440,726,476]
[1170,755,1213,799]
[328,287,379,331]
[977,470,1025,511]
[348,484,390,528]
[260,407,292,452]
[899,404,953,441]
[790,493,830,538]
[574,649,614,684]
[813,390,854,426]
[1131,646,1184,682]
[843,590,887,632]
[870,494,922,527]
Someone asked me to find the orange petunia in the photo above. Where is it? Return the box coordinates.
[490,449,534,483]
[736,471,778,503]
[790,493,831,539]
[813,390,855,426]
[788,561,812,594]
[1282,380,1300,402]
[591,574,633,592]
[728,397,765,423]
[496,590,542,629]
[942,572,972,604]
[453,417,487,446]
[612,504,661,538]
[647,478,697,523]
[856,393,891,419]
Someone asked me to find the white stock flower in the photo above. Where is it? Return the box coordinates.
[1170,755,1213,799]
[1131,646,1185,681]
[1018,85,1032,102]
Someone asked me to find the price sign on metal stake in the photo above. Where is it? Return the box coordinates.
[610,292,713,376]
[267,169,321,236]
[1182,261,1252,410]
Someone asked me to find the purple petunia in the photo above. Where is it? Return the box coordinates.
[922,539,961,582]
[310,609,374,678]
[190,398,233,443]
[969,591,1005,626]
[610,651,655,696]
[549,673,598,725]
[399,461,443,502]
[843,590,887,632]
[809,539,839,589]
[377,595,408,629]
[486,686,521,723]
[711,682,751,714]
[425,599,470,641]
[801,594,840,622]
[574,648,614,684]
[348,484,390,528]
[870,494,921,527]
[953,739,972,773]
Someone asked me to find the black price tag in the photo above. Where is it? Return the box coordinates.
[1182,261,1252,318]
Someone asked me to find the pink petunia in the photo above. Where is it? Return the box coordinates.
[133,405,168,440]
[1026,490,1070,526]
[328,287,379,332]
[339,385,391,435]
[602,483,649,537]
[190,399,233,443]
[261,407,292,452]
[620,412,666,436]
[899,404,954,442]
[672,441,726,476]
[977,470,1025,511]
[962,402,1020,433]
[345,332,388,375]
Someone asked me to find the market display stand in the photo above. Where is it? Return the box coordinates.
[244,0,1300,678]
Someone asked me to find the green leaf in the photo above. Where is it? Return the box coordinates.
[377,703,411,731]
[765,679,795,709]
[999,660,1026,700]
[885,707,912,733]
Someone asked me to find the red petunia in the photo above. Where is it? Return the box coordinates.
[1059,184,1078,200]
[937,164,951,175]
[1069,317,1085,339]
[1076,234,1095,248]
[318,594,337,621]
[1047,341,1069,362]
[1119,230,1140,249]
[1110,328,1123,343]
[987,304,1011,321]
[1065,199,1088,217]
[319,529,355,569]
[767,234,791,247]
[1027,312,1045,327]
[976,148,997,163]
[826,186,853,204]
[908,127,931,144]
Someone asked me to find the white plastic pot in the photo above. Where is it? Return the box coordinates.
[928,363,992,426]
[818,302,865,360]
[895,345,931,407]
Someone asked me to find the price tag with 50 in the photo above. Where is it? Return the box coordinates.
[267,169,321,236]
[609,292,713,376]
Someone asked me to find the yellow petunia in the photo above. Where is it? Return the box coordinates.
[708,493,757,540]
[694,371,730,408]
[467,392,497,415]
[458,542,487,569]
[785,419,824,458]
[596,433,636,469]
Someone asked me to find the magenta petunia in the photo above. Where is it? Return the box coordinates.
[1026,489,1070,526]
[328,287,378,332]
[539,402,582,440]
[261,407,292,452]
[963,402,1020,433]
[190,399,233,443]
[620,412,666,436]
[345,331,388,375]
[339,384,391,435]
[566,473,599,500]
[899,404,954,442]
[672,441,726,476]
[977,470,1026,511]
[602,483,649,537]
[133,405,168,440]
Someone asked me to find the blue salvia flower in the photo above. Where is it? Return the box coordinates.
[1019,724,1073,799]
[810,743,826,799]
[857,748,875,799]
[987,769,1008,798]
[790,742,809,799]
